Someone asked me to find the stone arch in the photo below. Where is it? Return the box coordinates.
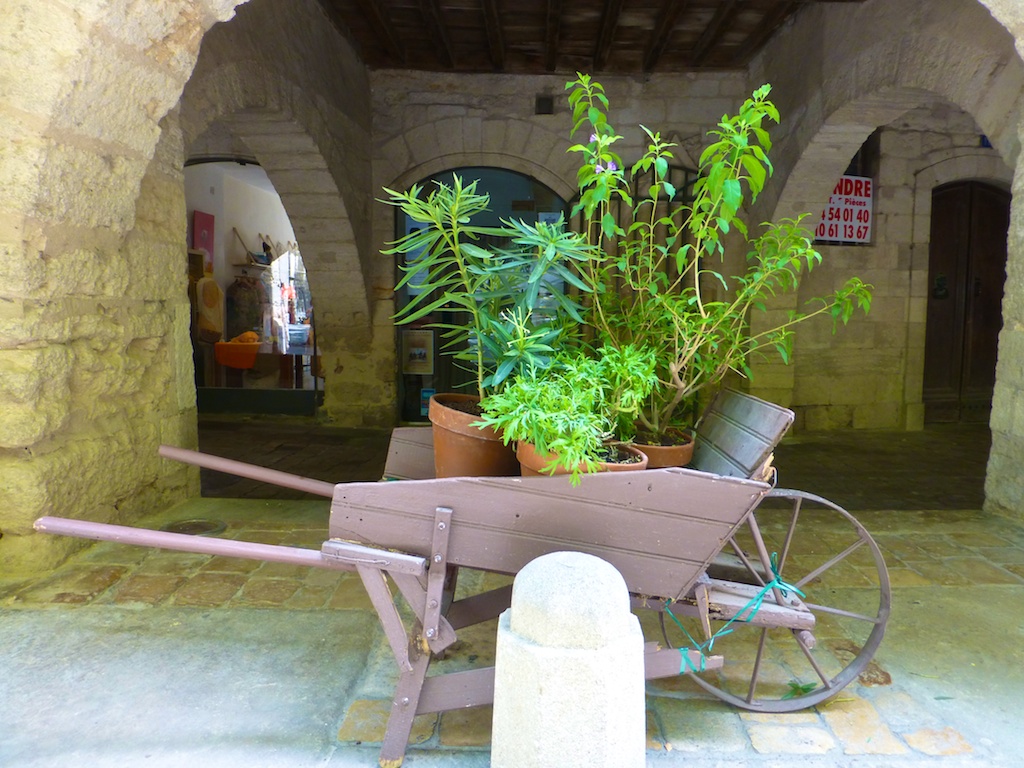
[747,6,1024,427]
[388,153,576,203]
[378,115,577,200]
[180,61,371,329]
[175,1,386,426]
[769,27,1020,223]
[978,0,1024,57]
[0,1,241,570]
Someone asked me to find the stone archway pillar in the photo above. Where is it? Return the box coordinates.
[985,136,1024,521]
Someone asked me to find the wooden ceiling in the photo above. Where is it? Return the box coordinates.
[317,1,865,75]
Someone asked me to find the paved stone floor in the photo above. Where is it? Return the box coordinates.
[1,416,1020,767]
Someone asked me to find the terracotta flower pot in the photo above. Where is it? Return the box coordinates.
[635,428,695,469]
[428,393,520,478]
[516,441,649,477]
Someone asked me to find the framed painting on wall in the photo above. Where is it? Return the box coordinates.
[192,210,215,272]
[401,329,434,375]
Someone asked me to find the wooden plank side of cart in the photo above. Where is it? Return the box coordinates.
[330,467,771,601]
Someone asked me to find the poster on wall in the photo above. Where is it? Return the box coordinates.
[420,388,435,417]
[192,210,216,272]
[402,329,434,375]
[814,175,873,244]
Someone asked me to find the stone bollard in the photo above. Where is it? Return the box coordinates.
[491,551,646,768]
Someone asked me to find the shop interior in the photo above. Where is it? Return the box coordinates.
[185,160,320,416]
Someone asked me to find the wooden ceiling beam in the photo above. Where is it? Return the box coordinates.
[544,0,563,72]
[689,0,738,67]
[481,0,506,71]
[643,0,688,73]
[350,0,405,63]
[419,0,456,69]
[594,0,625,72]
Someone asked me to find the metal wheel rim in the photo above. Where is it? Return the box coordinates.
[681,489,891,712]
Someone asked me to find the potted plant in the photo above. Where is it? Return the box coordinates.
[381,175,596,477]
[476,344,657,484]
[563,74,873,465]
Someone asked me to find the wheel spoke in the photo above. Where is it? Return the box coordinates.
[728,535,768,586]
[746,628,769,704]
[777,497,802,572]
[794,538,866,590]
[804,601,883,624]
[795,632,833,688]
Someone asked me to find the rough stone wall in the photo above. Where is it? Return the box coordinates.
[178,1,387,426]
[371,70,750,192]
[0,0,238,572]
[979,0,1024,521]
[743,0,1023,435]
[786,103,1011,431]
[989,158,1024,519]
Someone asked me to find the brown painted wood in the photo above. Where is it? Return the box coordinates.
[705,579,815,630]
[417,667,496,713]
[358,564,416,674]
[924,181,1009,423]
[379,651,432,767]
[645,647,724,679]
[159,445,336,498]
[445,585,513,629]
[390,572,460,654]
[34,516,343,569]
[330,468,769,601]
[382,426,435,480]
[319,0,868,75]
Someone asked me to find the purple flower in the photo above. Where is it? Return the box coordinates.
[590,133,598,143]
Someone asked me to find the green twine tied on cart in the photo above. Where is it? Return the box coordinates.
[667,552,805,674]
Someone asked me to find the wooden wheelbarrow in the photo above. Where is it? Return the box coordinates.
[35,390,891,767]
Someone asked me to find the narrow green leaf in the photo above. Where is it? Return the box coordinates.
[602,212,617,239]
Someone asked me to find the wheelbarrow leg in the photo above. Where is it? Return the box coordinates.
[379,650,432,768]
[357,507,460,767]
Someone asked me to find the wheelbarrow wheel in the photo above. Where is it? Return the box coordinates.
[670,489,891,712]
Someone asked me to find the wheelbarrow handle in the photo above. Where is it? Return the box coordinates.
[159,444,336,498]
[33,516,330,568]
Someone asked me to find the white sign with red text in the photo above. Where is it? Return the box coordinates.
[814,175,873,244]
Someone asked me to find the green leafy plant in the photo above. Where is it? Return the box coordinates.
[565,74,874,439]
[476,344,657,484]
[782,680,818,699]
[381,175,596,399]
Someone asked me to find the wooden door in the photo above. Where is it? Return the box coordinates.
[923,181,1009,422]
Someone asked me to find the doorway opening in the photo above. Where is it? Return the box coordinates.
[184,160,321,416]
[392,167,569,422]
[923,180,1010,423]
